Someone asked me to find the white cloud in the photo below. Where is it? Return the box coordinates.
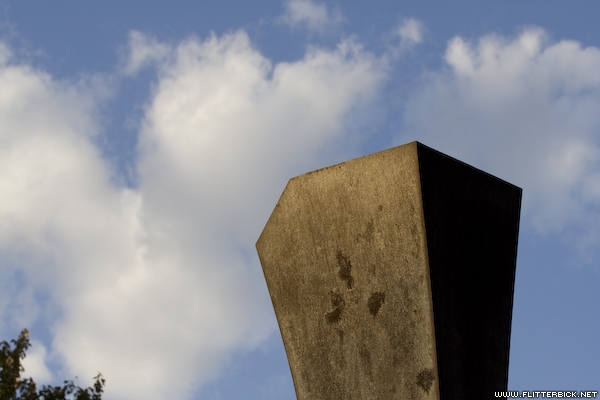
[0,28,385,400]
[21,339,53,384]
[278,0,343,33]
[0,46,109,298]
[136,30,384,245]
[401,28,600,259]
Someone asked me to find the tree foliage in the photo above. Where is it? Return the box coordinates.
[0,329,105,400]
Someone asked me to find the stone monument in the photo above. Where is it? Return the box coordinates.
[256,141,521,399]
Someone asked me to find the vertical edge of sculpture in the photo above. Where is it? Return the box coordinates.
[256,141,521,400]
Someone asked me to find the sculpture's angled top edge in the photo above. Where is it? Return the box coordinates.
[285,140,522,194]
[288,141,419,182]
[415,142,523,193]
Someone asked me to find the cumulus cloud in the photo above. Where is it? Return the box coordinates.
[278,0,343,33]
[0,28,385,400]
[401,28,600,259]
[0,38,149,396]
[136,30,384,240]
[0,46,110,318]
[21,340,53,384]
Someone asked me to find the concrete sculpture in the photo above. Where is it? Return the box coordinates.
[256,141,521,399]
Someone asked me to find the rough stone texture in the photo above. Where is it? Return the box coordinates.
[256,141,521,400]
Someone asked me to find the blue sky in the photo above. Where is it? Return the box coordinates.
[0,1,599,399]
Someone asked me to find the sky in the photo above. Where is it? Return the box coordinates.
[0,1,599,399]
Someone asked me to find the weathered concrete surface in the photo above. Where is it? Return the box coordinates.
[256,141,521,400]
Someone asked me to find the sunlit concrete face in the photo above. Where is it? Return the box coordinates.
[256,141,521,400]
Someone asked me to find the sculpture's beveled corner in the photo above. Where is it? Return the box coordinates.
[256,141,521,400]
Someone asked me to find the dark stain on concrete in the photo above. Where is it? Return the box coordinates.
[368,292,385,316]
[326,307,342,324]
[326,291,346,324]
[336,250,354,289]
[416,368,435,394]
